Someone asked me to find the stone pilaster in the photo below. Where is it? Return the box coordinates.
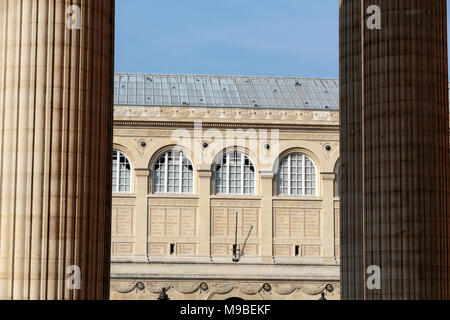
[260,172,274,262]
[340,0,450,299]
[0,0,115,300]
[321,173,336,260]
[134,169,150,260]
[198,170,212,258]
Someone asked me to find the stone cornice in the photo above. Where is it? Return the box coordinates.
[114,120,339,131]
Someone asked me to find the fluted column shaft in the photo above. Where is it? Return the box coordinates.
[340,0,450,299]
[0,0,115,300]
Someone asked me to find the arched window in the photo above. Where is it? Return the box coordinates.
[334,165,340,198]
[112,149,132,193]
[153,150,193,194]
[277,153,317,196]
[215,151,255,195]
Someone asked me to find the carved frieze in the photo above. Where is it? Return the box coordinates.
[111,280,340,300]
[174,282,202,294]
[272,283,297,295]
[114,106,337,123]
[111,281,140,294]
[238,283,264,295]
[143,281,172,294]
[209,283,235,295]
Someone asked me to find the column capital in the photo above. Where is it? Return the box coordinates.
[321,172,336,181]
[260,171,275,179]
[198,169,213,178]
[135,168,150,177]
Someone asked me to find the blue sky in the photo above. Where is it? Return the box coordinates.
[115,1,450,78]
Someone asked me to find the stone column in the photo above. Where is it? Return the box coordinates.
[340,0,450,299]
[0,0,115,300]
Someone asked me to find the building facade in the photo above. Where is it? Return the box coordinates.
[109,74,341,300]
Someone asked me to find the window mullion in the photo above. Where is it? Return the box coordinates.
[241,153,244,194]
[288,155,291,195]
[303,155,306,196]
[165,153,169,193]
[226,153,230,194]
[113,154,116,193]
[129,161,132,193]
[116,153,120,193]
[179,153,183,193]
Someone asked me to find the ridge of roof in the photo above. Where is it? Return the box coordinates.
[114,72,339,81]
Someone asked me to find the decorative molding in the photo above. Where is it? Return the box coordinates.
[111,281,140,294]
[272,283,297,295]
[238,283,264,295]
[111,280,340,299]
[321,172,336,181]
[209,283,235,295]
[174,282,202,294]
[260,171,275,179]
[114,120,339,131]
[134,168,150,177]
[198,169,213,178]
[300,283,329,295]
[114,106,339,123]
[143,281,173,294]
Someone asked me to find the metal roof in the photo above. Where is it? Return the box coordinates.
[114,73,450,112]
[114,73,339,110]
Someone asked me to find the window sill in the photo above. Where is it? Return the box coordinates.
[273,195,323,201]
[148,194,199,199]
[211,194,261,200]
[112,193,137,197]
